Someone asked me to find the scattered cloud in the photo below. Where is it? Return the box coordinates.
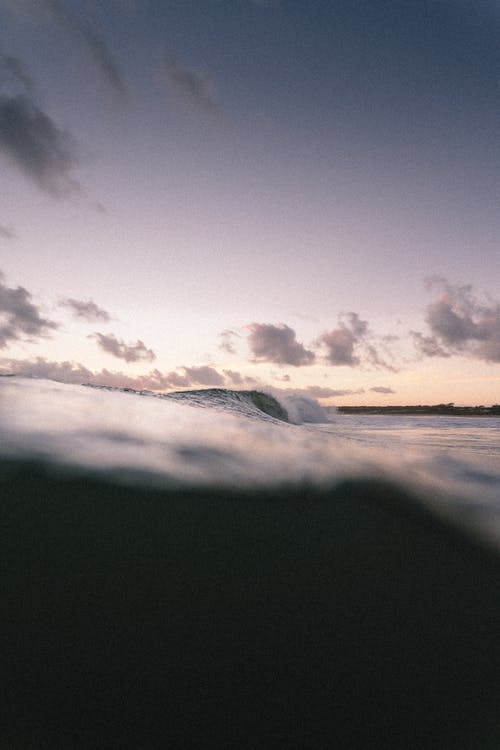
[0,94,80,195]
[410,331,451,358]
[0,223,16,240]
[181,365,225,386]
[317,313,368,367]
[92,332,156,363]
[0,54,35,93]
[247,323,315,366]
[413,278,500,363]
[3,0,126,96]
[162,54,216,111]
[317,313,397,371]
[0,271,58,348]
[219,328,240,354]
[0,357,254,392]
[295,385,365,398]
[59,298,111,323]
[369,386,395,394]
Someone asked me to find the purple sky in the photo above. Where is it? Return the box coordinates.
[1,0,499,404]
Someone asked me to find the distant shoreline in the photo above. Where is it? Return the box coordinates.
[336,405,500,417]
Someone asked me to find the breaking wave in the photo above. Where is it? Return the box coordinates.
[84,384,328,424]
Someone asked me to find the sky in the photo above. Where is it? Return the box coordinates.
[1,0,500,405]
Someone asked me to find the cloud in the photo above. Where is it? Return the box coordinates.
[162,55,216,111]
[410,331,451,358]
[223,369,259,386]
[0,223,16,240]
[181,365,225,386]
[247,323,315,366]
[0,357,253,392]
[51,2,126,97]
[219,328,239,354]
[317,313,368,367]
[369,386,395,394]
[296,386,365,398]
[59,298,111,323]
[4,0,126,96]
[0,356,93,383]
[414,279,500,363]
[92,332,156,363]
[317,313,397,370]
[0,271,58,348]
[0,94,79,195]
[0,55,35,93]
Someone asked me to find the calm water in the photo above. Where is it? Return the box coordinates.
[314,413,500,457]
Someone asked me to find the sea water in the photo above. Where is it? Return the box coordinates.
[1,376,499,538]
[2,376,500,749]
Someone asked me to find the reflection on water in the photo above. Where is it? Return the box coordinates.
[314,414,500,457]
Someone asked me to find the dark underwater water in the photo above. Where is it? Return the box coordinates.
[2,378,500,748]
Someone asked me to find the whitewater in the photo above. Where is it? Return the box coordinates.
[2,375,500,749]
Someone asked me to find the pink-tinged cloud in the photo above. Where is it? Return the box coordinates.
[414,278,500,363]
[0,271,58,348]
[60,298,111,322]
[92,332,156,363]
[0,357,254,392]
[317,313,397,371]
[247,323,315,366]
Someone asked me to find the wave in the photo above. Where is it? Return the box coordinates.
[83,384,330,425]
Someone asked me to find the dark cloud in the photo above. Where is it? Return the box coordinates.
[0,223,16,240]
[414,279,500,363]
[0,54,35,93]
[4,0,126,96]
[247,323,315,366]
[92,333,156,363]
[369,386,395,394]
[51,2,126,97]
[60,298,111,323]
[0,94,79,195]
[0,271,58,348]
[162,55,216,111]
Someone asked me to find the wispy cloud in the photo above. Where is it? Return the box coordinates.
[369,386,395,394]
[3,0,126,97]
[0,94,80,195]
[219,328,240,354]
[59,298,111,323]
[162,54,216,111]
[0,54,35,93]
[92,332,156,363]
[410,331,451,358]
[247,323,315,366]
[293,385,365,398]
[413,278,500,363]
[0,271,58,348]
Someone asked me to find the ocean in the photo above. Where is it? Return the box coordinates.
[2,376,500,748]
